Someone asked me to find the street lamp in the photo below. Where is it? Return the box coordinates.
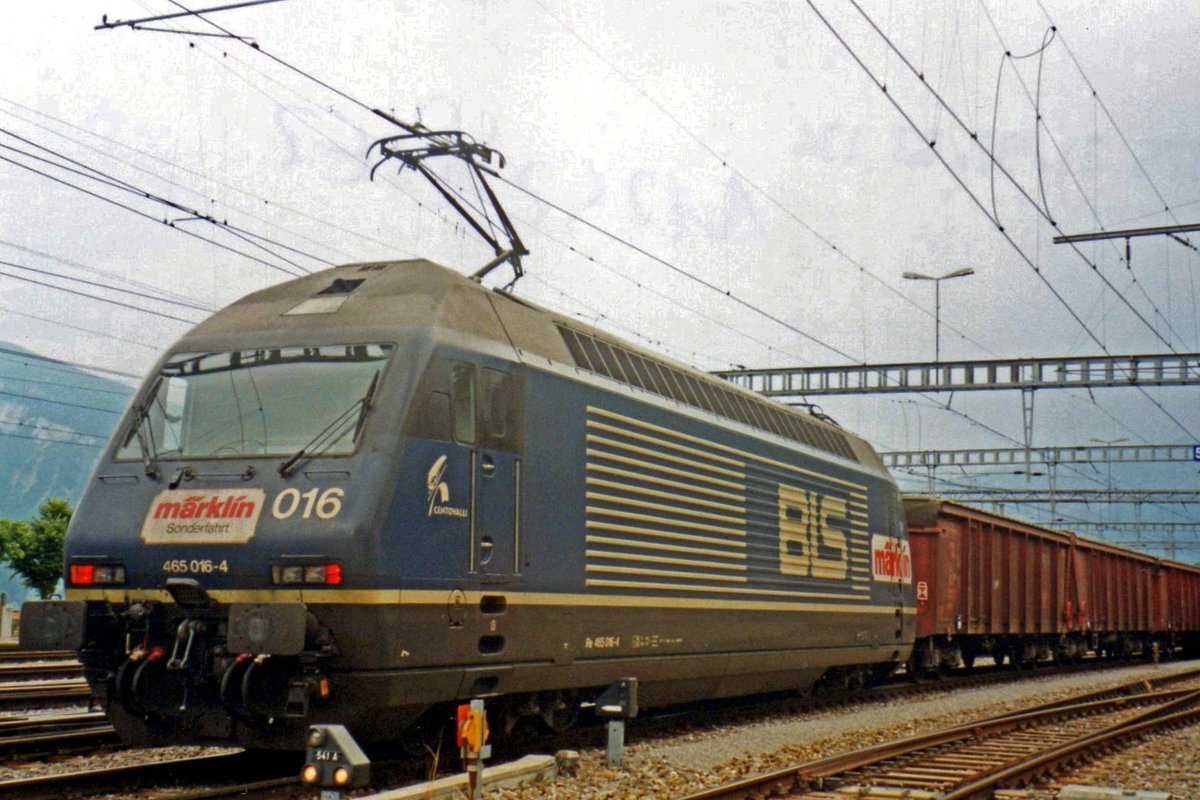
[902,267,975,361]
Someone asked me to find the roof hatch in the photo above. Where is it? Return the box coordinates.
[283,277,366,316]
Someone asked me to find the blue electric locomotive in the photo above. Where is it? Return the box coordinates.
[22,259,915,748]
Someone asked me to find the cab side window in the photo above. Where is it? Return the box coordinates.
[451,363,477,445]
[480,368,525,452]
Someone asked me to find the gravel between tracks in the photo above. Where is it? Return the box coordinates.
[3,662,1197,798]
[490,660,1200,800]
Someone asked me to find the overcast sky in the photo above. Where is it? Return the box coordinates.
[2,1,1198,537]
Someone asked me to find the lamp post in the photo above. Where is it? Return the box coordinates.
[902,267,975,361]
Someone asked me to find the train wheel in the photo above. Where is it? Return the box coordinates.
[131,658,186,714]
[537,690,580,734]
[241,657,291,718]
[905,654,929,683]
[870,662,898,686]
[220,656,253,715]
[114,658,142,713]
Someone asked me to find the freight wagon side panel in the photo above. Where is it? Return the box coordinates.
[904,498,1087,641]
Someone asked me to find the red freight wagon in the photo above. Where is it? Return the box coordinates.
[903,497,1200,676]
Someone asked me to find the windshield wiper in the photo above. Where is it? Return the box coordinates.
[351,369,380,444]
[278,372,380,478]
[128,376,163,479]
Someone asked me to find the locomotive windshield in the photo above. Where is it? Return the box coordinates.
[115,343,393,461]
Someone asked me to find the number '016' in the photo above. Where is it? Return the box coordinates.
[271,487,344,520]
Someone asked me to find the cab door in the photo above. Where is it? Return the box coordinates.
[451,364,523,580]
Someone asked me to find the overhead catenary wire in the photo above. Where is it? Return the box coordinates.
[0,129,317,276]
[497,5,1191,485]
[75,3,1200,513]
[0,387,124,416]
[0,429,105,449]
[1037,0,1187,235]
[841,0,1179,356]
[0,237,217,312]
[152,4,879,372]
[804,0,1197,442]
[959,5,1197,431]
[497,175,862,364]
[0,259,211,317]
[0,261,201,324]
[0,96,384,264]
[0,152,304,279]
[530,0,1000,362]
[0,371,136,398]
[0,347,142,382]
[0,418,113,442]
[975,2,1193,350]
[0,304,159,351]
[137,0,1170,463]
[87,7,784,374]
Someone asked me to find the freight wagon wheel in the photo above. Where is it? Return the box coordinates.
[904,654,929,683]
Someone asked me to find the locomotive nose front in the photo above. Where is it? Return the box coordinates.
[30,342,396,748]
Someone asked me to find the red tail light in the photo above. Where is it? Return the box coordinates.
[271,563,343,586]
[69,564,94,585]
[68,563,126,586]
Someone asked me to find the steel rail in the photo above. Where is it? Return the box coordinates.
[0,711,116,756]
[0,680,91,709]
[0,649,74,662]
[0,661,84,681]
[673,666,1200,800]
[943,689,1200,798]
[0,750,300,800]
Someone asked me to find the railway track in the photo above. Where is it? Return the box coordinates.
[0,648,74,662]
[0,650,89,710]
[0,652,1183,799]
[0,711,117,756]
[0,660,85,681]
[0,679,91,709]
[677,667,1200,800]
[0,749,302,800]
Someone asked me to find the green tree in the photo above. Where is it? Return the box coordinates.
[0,498,72,600]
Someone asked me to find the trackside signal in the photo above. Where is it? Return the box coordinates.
[302,725,369,799]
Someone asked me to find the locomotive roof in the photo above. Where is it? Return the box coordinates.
[175,258,884,470]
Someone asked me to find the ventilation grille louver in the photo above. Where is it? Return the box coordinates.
[557,325,857,462]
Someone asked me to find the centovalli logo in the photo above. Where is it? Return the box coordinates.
[426,455,468,518]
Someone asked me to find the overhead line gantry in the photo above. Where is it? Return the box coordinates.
[715,351,1200,478]
[713,352,1200,396]
[881,442,1197,470]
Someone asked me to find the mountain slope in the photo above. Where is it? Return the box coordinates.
[0,344,135,602]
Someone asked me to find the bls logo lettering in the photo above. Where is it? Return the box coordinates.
[777,485,849,580]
